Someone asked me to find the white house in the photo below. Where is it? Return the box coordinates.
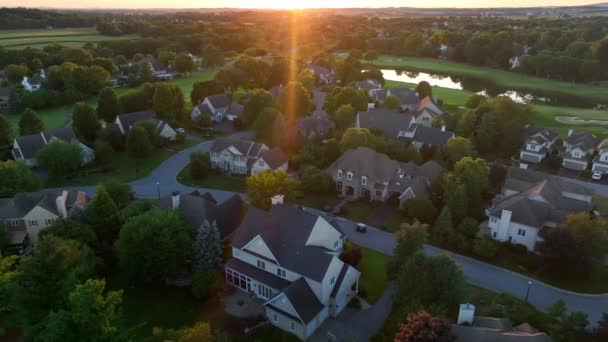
[519,127,558,164]
[592,139,608,175]
[114,110,177,141]
[561,131,597,171]
[226,205,360,340]
[11,128,95,167]
[191,94,243,122]
[485,166,593,251]
[21,69,45,92]
[209,138,288,176]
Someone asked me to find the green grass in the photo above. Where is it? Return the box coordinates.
[177,167,247,193]
[343,201,383,223]
[294,193,341,210]
[48,141,197,187]
[370,55,608,105]
[593,195,608,216]
[358,246,391,304]
[0,27,139,49]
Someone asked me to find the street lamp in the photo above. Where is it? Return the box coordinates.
[156,182,160,200]
[525,281,533,302]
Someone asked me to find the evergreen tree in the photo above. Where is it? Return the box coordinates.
[85,185,122,238]
[126,126,152,158]
[432,206,454,246]
[387,221,428,279]
[475,112,496,154]
[19,108,44,136]
[444,180,468,222]
[72,102,100,143]
[97,87,121,123]
[153,83,185,123]
[0,114,13,160]
[193,220,223,272]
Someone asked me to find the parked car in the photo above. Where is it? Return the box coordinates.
[175,128,186,133]
[592,171,603,181]
[356,223,367,233]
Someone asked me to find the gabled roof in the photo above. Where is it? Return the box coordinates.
[411,125,454,146]
[230,206,338,281]
[523,126,558,145]
[564,132,597,152]
[226,258,290,290]
[0,190,88,219]
[116,110,158,131]
[308,64,333,77]
[44,127,78,144]
[14,133,46,160]
[353,79,382,91]
[210,138,266,159]
[357,109,415,138]
[276,277,325,324]
[327,147,409,183]
[260,147,288,169]
[389,87,419,105]
[206,94,232,108]
[296,116,335,136]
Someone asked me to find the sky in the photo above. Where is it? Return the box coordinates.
[0,1,601,9]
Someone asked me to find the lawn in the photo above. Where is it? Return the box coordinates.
[177,167,247,193]
[48,140,197,187]
[370,55,608,105]
[0,27,139,49]
[358,246,391,303]
[343,200,382,223]
[294,192,341,210]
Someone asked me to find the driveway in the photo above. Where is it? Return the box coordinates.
[365,206,396,228]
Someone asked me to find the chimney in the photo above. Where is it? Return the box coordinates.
[457,304,475,325]
[56,191,68,218]
[171,191,180,209]
[271,194,284,206]
[568,129,573,137]
[441,125,446,132]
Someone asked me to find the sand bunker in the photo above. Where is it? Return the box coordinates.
[555,116,608,126]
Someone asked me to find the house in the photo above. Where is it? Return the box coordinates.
[326,147,443,208]
[485,166,593,251]
[561,130,597,171]
[296,116,335,141]
[132,56,173,81]
[0,87,10,111]
[11,128,95,167]
[352,79,382,96]
[308,65,335,85]
[414,96,446,127]
[386,87,419,111]
[452,304,550,342]
[157,191,245,239]
[114,110,177,141]
[356,108,454,149]
[0,189,89,249]
[209,138,288,176]
[191,94,244,122]
[592,139,608,175]
[369,88,388,103]
[21,69,46,92]
[225,204,360,340]
[519,127,558,164]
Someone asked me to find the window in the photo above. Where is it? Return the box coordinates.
[333,240,339,248]
[257,260,266,270]
[258,160,264,166]
[337,170,343,179]
[376,190,382,197]
[361,176,367,185]
[330,276,335,285]
[273,314,278,322]
[234,249,239,256]
[347,172,353,180]
[276,268,286,278]
[291,322,295,331]
[492,232,497,238]
[517,229,526,237]
[336,182,343,191]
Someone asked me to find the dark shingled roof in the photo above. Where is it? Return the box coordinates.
[206,94,232,108]
[357,108,415,138]
[389,87,419,105]
[278,277,325,323]
[230,206,337,282]
[14,133,46,160]
[210,137,266,158]
[260,147,288,169]
[117,110,157,131]
[226,258,290,290]
[411,125,454,146]
[0,190,88,219]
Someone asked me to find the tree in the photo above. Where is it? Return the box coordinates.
[36,141,82,178]
[443,137,477,166]
[474,112,496,154]
[40,219,98,250]
[189,152,210,180]
[387,221,428,278]
[19,108,45,136]
[0,160,40,197]
[0,222,8,251]
[415,81,432,99]
[174,54,195,75]
[383,95,400,111]
[0,115,12,160]
[277,81,313,121]
[300,166,334,194]
[298,68,316,93]
[0,253,18,317]
[201,44,225,67]
[594,313,608,340]
[72,102,100,143]
[246,170,300,210]
[547,300,590,342]
[153,83,185,123]
[472,238,499,259]
[153,321,213,342]
[457,217,479,238]
[97,87,121,123]
[4,64,28,84]
[241,89,273,126]
[14,236,97,333]
[138,62,154,84]
[432,206,454,246]
[116,209,191,282]
[339,128,374,152]
[538,227,591,277]
[394,310,452,342]
[443,180,468,222]
[214,68,239,96]
[36,279,130,342]
[464,94,485,109]
[84,185,122,239]
[333,104,357,129]
[451,157,489,211]
[126,125,152,158]
[102,182,134,210]
[191,270,221,300]
[252,107,279,141]
[190,80,223,106]
[563,213,608,259]
[92,57,117,73]
[192,221,222,272]
[324,86,368,115]
[403,198,437,223]
[592,36,608,72]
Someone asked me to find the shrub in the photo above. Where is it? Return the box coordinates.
[191,270,220,300]
[473,238,499,259]
[404,198,438,223]
[190,152,210,180]
[341,245,363,268]
[457,217,479,238]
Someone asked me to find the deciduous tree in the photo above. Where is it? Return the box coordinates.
[189,152,210,180]
[36,141,82,178]
[153,83,185,123]
[72,102,100,143]
[246,170,300,210]
[387,221,428,278]
[0,160,39,197]
[394,310,452,342]
[19,108,44,136]
[97,87,121,123]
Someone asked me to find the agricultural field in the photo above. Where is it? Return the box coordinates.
[0,27,138,49]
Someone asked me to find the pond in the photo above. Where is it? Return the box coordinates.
[381,69,600,108]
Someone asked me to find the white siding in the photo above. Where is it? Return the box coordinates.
[305,217,343,252]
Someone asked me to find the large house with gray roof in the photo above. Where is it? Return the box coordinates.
[519,127,558,164]
[12,128,95,167]
[296,116,335,141]
[592,139,608,175]
[225,205,360,340]
[210,138,288,176]
[114,110,177,141]
[356,108,454,149]
[0,189,89,251]
[307,65,335,85]
[326,147,444,208]
[485,166,593,251]
[560,131,598,171]
[191,94,243,122]
[385,87,419,111]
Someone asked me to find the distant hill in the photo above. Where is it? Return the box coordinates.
[590,2,608,7]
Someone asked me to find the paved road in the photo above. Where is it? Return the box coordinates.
[316,212,608,326]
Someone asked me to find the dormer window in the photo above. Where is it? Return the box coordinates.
[347,172,353,180]
[337,170,343,179]
[361,176,367,185]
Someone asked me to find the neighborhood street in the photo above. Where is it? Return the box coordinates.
[71,132,608,326]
